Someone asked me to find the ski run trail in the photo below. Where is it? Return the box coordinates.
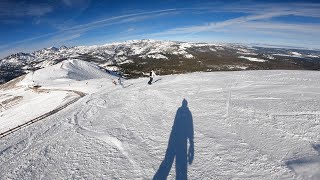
[0,59,320,179]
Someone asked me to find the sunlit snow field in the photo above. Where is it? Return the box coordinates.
[0,60,319,179]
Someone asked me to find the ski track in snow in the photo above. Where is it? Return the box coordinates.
[0,88,85,138]
[0,70,320,179]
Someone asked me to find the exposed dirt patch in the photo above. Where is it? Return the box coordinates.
[0,89,86,138]
[0,75,26,90]
[0,96,23,111]
[30,86,51,94]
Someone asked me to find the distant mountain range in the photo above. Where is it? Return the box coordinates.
[1,39,320,83]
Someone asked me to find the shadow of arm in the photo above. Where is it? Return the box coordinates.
[188,138,194,164]
[188,111,194,165]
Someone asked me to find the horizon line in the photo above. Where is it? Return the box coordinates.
[2,39,320,59]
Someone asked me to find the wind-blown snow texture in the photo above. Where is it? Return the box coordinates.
[0,62,320,179]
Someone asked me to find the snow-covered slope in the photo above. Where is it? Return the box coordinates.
[0,59,117,136]
[0,69,320,179]
[19,59,114,86]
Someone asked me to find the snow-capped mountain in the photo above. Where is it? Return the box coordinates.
[1,39,320,83]
[1,40,195,67]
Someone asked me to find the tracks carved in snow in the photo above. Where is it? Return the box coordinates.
[0,89,86,139]
[72,108,145,177]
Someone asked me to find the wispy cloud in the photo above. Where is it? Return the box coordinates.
[126,28,135,32]
[62,0,90,7]
[0,8,179,54]
[61,0,91,11]
[51,32,82,44]
[1,2,320,58]
[0,19,22,24]
[59,9,177,33]
[238,22,320,35]
[0,31,83,57]
[223,2,320,18]
[0,1,53,17]
[151,2,320,37]
[150,12,287,36]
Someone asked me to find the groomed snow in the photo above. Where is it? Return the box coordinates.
[0,59,118,135]
[0,89,76,133]
[0,69,320,179]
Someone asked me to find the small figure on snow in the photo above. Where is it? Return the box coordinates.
[112,79,117,85]
[117,72,124,87]
[148,69,156,85]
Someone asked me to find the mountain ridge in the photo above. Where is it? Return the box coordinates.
[1,39,320,83]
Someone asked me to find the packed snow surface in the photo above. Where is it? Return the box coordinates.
[1,68,320,179]
[0,59,117,135]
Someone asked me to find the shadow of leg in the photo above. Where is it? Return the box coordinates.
[176,142,187,180]
[153,147,175,180]
[153,133,177,180]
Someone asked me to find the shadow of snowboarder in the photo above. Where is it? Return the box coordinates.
[153,99,194,180]
[286,144,320,179]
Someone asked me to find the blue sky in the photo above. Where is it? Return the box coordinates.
[0,0,320,58]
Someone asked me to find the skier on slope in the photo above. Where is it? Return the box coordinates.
[148,69,156,85]
[117,72,124,87]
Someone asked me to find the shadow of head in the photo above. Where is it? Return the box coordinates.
[312,144,320,155]
[182,98,188,107]
[285,144,320,178]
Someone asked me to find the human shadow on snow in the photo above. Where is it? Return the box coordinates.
[286,144,320,166]
[286,144,320,178]
[153,99,194,180]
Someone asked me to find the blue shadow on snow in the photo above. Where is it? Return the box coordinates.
[153,99,194,180]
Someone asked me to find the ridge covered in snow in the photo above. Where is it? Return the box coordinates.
[20,59,114,86]
[1,39,320,83]
[1,39,318,69]
[0,40,196,67]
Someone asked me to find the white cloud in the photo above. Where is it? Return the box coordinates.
[61,0,90,9]
[127,28,135,32]
[26,4,53,16]
[1,2,320,57]
[0,8,179,57]
[223,2,320,18]
[151,3,320,37]
[237,22,320,35]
